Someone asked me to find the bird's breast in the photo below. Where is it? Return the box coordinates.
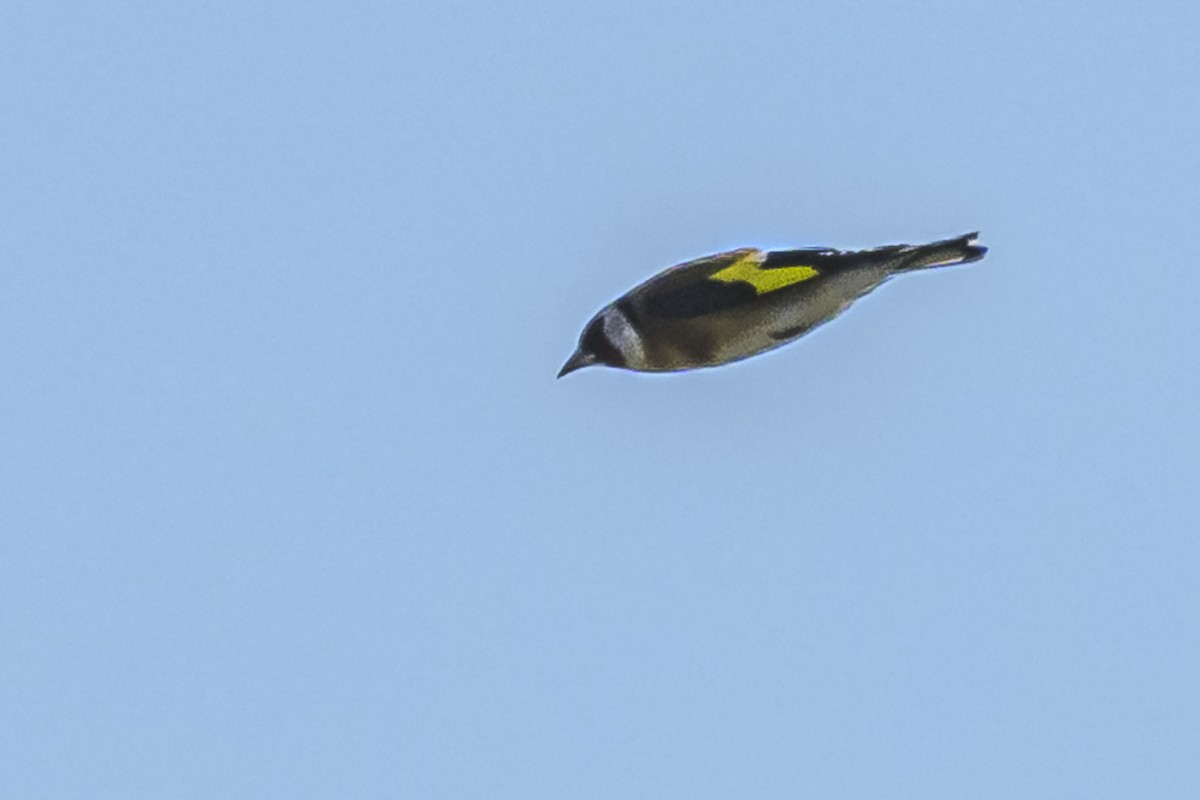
[633,267,890,371]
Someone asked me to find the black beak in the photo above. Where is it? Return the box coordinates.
[557,350,593,379]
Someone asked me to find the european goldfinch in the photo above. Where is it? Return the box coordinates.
[558,231,987,377]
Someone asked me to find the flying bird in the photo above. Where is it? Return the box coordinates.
[558,231,987,377]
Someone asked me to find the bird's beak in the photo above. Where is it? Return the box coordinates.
[557,349,594,379]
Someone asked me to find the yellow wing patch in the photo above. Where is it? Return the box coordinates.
[710,252,818,295]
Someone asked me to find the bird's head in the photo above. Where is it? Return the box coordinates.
[557,306,637,378]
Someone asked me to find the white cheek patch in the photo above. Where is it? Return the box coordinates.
[603,306,646,368]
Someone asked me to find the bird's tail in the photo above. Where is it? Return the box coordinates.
[891,232,987,273]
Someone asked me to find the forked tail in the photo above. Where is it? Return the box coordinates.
[893,232,988,272]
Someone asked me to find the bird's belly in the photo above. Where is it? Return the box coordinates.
[658,269,889,369]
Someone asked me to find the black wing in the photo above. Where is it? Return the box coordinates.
[639,247,867,320]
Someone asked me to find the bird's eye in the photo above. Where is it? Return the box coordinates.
[582,316,624,367]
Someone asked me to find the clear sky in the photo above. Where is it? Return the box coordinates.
[3,2,1198,797]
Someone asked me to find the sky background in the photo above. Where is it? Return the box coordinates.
[3,1,1199,797]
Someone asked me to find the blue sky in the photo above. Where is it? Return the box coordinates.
[3,1,1198,797]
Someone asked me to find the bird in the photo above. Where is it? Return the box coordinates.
[558,231,987,377]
